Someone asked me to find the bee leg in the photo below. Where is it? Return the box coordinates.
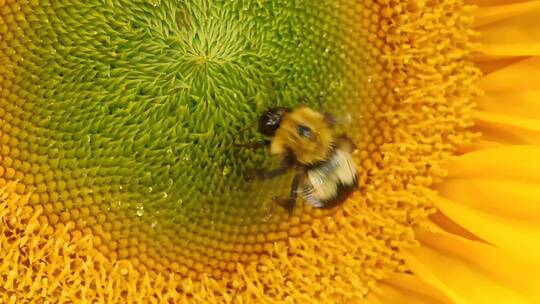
[336,135,358,151]
[234,139,270,149]
[324,112,354,127]
[274,173,300,215]
[323,112,338,127]
[252,154,294,180]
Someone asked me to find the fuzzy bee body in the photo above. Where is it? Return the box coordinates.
[238,106,358,213]
[303,147,357,208]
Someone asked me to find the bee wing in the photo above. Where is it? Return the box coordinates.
[302,149,357,208]
[303,170,338,207]
[332,149,357,185]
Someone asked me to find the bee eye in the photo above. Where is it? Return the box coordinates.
[297,124,313,139]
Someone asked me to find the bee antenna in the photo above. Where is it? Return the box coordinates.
[299,100,308,106]
[231,121,258,145]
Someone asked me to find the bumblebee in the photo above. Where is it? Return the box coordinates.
[238,106,358,213]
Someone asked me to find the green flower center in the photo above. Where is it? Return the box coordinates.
[2,0,368,273]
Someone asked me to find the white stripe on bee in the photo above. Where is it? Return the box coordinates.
[302,149,357,207]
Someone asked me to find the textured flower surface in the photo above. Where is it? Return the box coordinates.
[1,0,539,303]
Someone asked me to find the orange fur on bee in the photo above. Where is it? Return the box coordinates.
[270,107,334,165]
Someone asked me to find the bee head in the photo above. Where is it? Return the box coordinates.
[259,107,290,136]
[269,106,335,164]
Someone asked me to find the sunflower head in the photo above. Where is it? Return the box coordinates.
[0,0,485,302]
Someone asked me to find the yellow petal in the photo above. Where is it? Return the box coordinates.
[437,178,540,221]
[429,211,484,242]
[366,273,453,304]
[456,139,504,154]
[436,146,540,259]
[472,110,540,145]
[443,145,540,182]
[435,195,540,261]
[475,1,540,56]
[473,56,526,75]
[469,0,533,6]
[475,90,540,120]
[479,57,540,91]
[472,2,540,138]
[474,1,540,28]
[405,231,540,304]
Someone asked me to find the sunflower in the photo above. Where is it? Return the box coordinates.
[1,0,539,303]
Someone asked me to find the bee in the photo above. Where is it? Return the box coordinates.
[236,106,358,213]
